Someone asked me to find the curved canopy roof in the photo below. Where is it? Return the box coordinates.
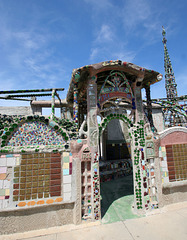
[67,60,162,103]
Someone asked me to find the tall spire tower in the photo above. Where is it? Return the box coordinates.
[162,26,178,100]
[159,26,187,127]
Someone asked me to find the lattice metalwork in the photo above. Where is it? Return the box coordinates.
[152,96,187,127]
[160,26,187,127]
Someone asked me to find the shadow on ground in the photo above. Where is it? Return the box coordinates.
[100,174,140,224]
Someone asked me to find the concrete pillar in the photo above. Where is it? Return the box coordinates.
[30,105,42,115]
[71,140,83,224]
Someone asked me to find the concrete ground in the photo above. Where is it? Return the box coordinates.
[0,201,186,240]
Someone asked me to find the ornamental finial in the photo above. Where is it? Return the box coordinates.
[162,26,166,37]
[162,26,167,44]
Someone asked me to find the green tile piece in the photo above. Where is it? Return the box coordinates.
[0,189,5,196]
[63,156,69,163]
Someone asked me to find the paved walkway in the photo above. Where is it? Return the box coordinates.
[0,201,187,240]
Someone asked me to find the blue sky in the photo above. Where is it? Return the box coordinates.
[0,0,187,107]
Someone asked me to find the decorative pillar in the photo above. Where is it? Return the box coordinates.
[61,107,66,119]
[73,83,79,126]
[87,75,100,220]
[87,76,98,148]
[78,104,84,129]
[51,88,55,118]
[134,77,144,123]
[70,140,83,224]
[145,86,155,131]
[131,75,147,214]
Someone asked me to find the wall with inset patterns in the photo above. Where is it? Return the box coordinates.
[0,114,78,233]
[159,127,187,205]
[159,128,187,183]
[0,151,74,210]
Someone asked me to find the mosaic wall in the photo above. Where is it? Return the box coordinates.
[13,153,61,203]
[0,113,76,212]
[160,144,187,182]
[0,152,73,210]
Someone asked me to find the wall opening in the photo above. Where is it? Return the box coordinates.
[98,115,135,223]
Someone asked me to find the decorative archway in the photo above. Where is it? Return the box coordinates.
[98,112,147,212]
[84,70,160,222]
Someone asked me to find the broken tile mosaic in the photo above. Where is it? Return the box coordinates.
[8,122,65,146]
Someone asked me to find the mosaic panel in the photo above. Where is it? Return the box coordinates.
[132,121,145,210]
[0,154,20,209]
[159,146,169,184]
[62,152,72,201]
[13,153,62,205]
[73,84,79,124]
[144,158,158,209]
[93,152,100,220]
[98,71,133,105]
[81,149,92,220]
[0,115,78,153]
[8,121,66,147]
[166,144,187,182]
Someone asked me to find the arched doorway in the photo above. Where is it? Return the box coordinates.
[98,112,137,223]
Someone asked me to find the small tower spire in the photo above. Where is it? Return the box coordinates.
[162,26,178,100]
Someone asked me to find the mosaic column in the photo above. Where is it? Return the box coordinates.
[51,89,55,118]
[131,121,146,213]
[131,76,147,213]
[73,83,79,126]
[87,76,98,148]
[87,75,100,220]
[78,104,84,129]
[145,86,155,130]
[134,89,143,123]
[134,76,145,123]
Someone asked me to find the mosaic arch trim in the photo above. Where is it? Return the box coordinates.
[98,115,158,211]
[98,71,134,106]
[0,114,78,153]
[159,126,187,139]
[98,113,134,137]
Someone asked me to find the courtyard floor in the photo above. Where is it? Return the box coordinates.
[100,174,140,223]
